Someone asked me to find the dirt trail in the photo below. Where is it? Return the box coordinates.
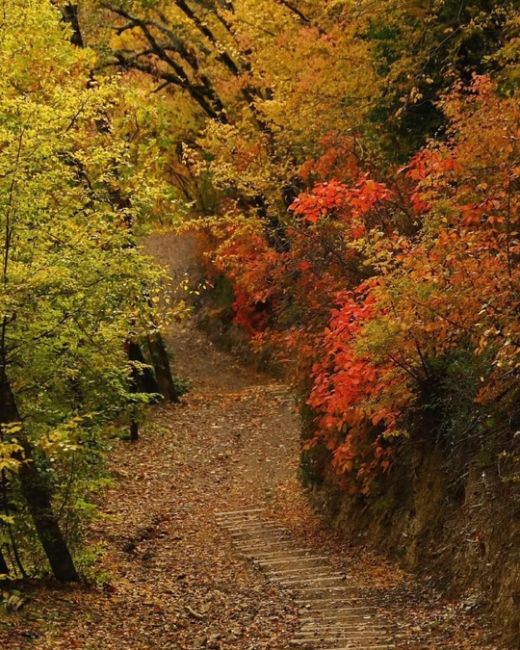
[1,233,498,649]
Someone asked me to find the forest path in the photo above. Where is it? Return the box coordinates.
[4,233,494,649]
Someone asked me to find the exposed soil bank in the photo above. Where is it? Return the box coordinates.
[310,438,520,648]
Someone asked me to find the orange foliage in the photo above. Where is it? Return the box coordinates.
[214,76,519,492]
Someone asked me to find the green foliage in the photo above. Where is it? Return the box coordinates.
[419,350,489,444]
[365,0,519,157]
[0,0,169,577]
[171,374,191,398]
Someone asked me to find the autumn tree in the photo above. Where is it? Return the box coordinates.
[73,0,379,243]
[0,0,165,580]
[361,0,519,157]
[213,76,519,495]
[77,1,519,493]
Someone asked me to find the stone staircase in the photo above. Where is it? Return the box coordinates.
[216,508,399,650]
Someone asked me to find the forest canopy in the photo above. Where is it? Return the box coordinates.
[0,0,518,609]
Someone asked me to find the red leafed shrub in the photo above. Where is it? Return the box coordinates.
[290,175,392,238]
[209,76,519,494]
[306,286,408,492]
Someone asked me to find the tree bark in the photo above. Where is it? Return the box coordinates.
[0,547,8,575]
[0,464,10,577]
[0,370,79,582]
[127,339,160,397]
[62,4,84,47]
[146,333,180,403]
[129,420,139,442]
[126,339,164,442]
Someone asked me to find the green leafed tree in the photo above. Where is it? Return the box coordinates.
[0,0,165,580]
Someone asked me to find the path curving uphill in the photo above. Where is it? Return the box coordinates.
[4,232,496,649]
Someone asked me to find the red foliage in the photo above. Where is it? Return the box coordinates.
[210,77,519,494]
[298,134,360,183]
[290,175,392,239]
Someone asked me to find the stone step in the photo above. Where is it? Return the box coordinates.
[215,507,264,516]
[293,629,388,637]
[300,616,380,626]
[278,577,349,589]
[309,643,396,650]
[300,614,378,624]
[229,529,292,539]
[255,554,328,564]
[289,638,394,647]
[238,543,305,553]
[216,511,398,650]
[267,565,333,576]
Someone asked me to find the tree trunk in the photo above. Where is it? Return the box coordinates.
[0,370,79,582]
[0,547,8,575]
[127,339,160,397]
[0,465,10,577]
[62,4,84,47]
[146,333,180,403]
[129,420,139,442]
